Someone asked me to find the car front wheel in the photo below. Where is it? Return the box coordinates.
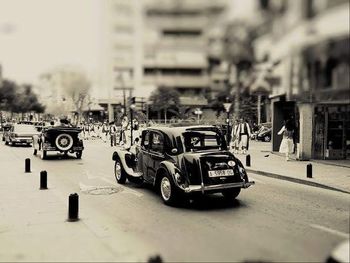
[159,173,181,206]
[114,158,127,184]
[222,188,241,200]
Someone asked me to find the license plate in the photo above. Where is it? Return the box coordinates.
[208,169,234,177]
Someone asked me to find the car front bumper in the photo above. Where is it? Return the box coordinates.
[183,181,255,193]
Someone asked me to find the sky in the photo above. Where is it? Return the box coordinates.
[0,0,100,84]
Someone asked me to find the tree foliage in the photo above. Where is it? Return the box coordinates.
[149,86,180,117]
[0,80,45,113]
[58,68,91,123]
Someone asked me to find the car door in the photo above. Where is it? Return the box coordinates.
[147,131,166,183]
[140,130,151,181]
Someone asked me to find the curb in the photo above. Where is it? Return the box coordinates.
[246,168,350,195]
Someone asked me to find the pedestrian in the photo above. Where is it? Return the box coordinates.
[278,119,295,161]
[109,121,117,147]
[119,115,129,145]
[101,122,108,143]
[237,118,251,155]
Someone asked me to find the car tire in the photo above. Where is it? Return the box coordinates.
[2,137,4,141]
[114,158,127,184]
[76,151,82,159]
[33,149,37,156]
[264,135,271,142]
[5,140,8,145]
[159,173,181,206]
[55,133,73,151]
[222,188,241,200]
[41,150,47,160]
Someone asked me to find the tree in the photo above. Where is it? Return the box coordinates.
[149,87,180,123]
[0,80,45,114]
[223,20,255,119]
[59,68,91,124]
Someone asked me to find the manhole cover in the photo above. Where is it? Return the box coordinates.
[80,186,122,195]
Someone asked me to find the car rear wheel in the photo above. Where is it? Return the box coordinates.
[222,188,241,200]
[114,158,127,184]
[33,149,37,156]
[5,140,8,145]
[159,173,181,206]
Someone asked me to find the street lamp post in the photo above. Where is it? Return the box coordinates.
[223,101,232,142]
[130,104,136,146]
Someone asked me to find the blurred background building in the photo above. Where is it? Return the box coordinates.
[253,0,349,160]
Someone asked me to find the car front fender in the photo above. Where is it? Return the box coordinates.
[112,149,139,178]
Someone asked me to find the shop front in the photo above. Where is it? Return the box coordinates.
[314,104,350,160]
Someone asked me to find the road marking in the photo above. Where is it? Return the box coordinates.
[310,224,349,239]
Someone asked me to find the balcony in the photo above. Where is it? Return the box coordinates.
[143,75,209,88]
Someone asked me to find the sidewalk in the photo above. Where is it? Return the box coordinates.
[236,141,350,194]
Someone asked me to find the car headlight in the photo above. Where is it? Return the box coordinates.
[78,133,83,140]
[228,160,236,167]
[174,172,182,183]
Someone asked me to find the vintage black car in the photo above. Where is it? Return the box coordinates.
[112,126,254,205]
[33,126,84,160]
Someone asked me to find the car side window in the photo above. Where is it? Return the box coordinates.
[150,132,164,154]
[141,131,150,150]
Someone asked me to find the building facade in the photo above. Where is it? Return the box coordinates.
[254,0,350,160]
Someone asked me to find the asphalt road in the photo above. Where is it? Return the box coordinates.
[0,139,349,262]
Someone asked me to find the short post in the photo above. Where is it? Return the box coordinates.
[67,193,79,222]
[307,163,312,178]
[25,158,31,173]
[40,170,48,190]
[246,154,251,167]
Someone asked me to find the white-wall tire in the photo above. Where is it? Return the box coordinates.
[55,133,73,151]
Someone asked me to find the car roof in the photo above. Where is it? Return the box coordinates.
[146,125,220,137]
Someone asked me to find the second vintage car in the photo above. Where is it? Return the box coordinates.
[33,126,84,160]
[112,125,254,205]
[4,124,39,146]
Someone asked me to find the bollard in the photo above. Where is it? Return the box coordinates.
[25,158,31,173]
[307,163,312,178]
[40,170,48,190]
[246,154,251,167]
[147,255,163,263]
[67,193,79,222]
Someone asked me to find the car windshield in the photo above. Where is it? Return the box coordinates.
[182,130,225,152]
[14,125,37,133]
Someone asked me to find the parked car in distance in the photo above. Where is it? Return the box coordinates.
[255,122,272,142]
[112,125,254,206]
[33,126,84,160]
[4,124,39,146]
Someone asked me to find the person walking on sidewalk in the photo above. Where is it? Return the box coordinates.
[109,121,117,147]
[278,119,295,161]
[237,118,251,155]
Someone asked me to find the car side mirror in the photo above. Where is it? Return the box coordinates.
[171,148,178,154]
